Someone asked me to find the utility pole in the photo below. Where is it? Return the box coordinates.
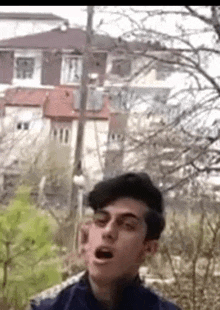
[68,6,94,220]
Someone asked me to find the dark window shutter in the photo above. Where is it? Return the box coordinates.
[41,51,61,86]
[0,51,14,84]
[111,59,131,77]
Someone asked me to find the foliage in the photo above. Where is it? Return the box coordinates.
[143,204,220,310]
[0,186,62,310]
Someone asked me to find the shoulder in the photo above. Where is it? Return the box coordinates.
[140,282,181,310]
[160,300,181,310]
[28,270,86,310]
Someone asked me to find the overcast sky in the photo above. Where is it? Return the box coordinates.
[0,6,162,38]
[0,6,134,37]
[0,6,197,38]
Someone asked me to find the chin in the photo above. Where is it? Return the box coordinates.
[88,265,118,283]
[88,264,137,285]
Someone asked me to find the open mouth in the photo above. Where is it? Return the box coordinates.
[95,247,114,259]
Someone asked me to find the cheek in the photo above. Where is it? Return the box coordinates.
[88,226,101,244]
[85,226,102,257]
[118,234,145,257]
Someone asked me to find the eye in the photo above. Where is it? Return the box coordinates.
[93,213,108,227]
[123,222,136,231]
[120,219,138,231]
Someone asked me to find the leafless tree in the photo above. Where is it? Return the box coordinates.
[95,6,220,198]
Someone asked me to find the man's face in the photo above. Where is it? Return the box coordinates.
[82,197,155,283]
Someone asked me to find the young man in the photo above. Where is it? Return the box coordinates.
[29,172,181,310]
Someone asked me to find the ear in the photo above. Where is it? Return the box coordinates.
[138,240,158,265]
[143,239,159,256]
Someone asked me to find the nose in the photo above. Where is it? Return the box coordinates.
[102,220,118,242]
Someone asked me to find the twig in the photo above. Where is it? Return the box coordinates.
[164,245,181,292]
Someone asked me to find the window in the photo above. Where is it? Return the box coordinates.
[63,56,82,84]
[156,61,173,80]
[65,129,69,144]
[17,122,29,130]
[16,57,35,79]
[109,132,124,142]
[111,58,131,77]
[108,132,124,150]
[53,129,57,139]
[87,88,103,110]
[74,88,103,111]
[23,122,29,130]
[52,128,70,144]
[60,128,63,143]
[17,123,22,130]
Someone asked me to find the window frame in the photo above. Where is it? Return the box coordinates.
[111,57,132,78]
[16,121,30,130]
[61,55,83,85]
[52,127,70,145]
[15,57,35,80]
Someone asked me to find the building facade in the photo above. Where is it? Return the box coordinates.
[0,26,174,203]
[0,12,67,41]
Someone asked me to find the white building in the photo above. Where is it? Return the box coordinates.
[0,12,67,40]
[0,27,175,203]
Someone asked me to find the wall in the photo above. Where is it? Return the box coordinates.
[1,105,50,170]
[69,119,109,190]
[104,51,173,88]
[83,120,109,189]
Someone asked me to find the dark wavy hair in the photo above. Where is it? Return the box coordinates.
[88,172,165,240]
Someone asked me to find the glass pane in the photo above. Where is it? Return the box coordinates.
[60,128,63,143]
[16,57,35,79]
[65,129,69,143]
[23,122,29,130]
[65,57,82,83]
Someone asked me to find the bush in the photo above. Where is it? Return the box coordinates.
[0,186,62,310]
[143,209,220,310]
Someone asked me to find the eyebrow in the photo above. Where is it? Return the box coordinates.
[95,210,141,221]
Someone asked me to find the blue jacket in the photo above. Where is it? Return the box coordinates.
[29,271,181,310]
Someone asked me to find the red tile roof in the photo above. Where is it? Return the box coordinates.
[44,86,110,120]
[0,27,165,52]
[44,87,74,118]
[4,86,110,120]
[4,87,48,107]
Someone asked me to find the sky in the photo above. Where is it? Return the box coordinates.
[0,5,177,38]
[0,6,205,40]
[0,6,212,42]
[0,6,135,38]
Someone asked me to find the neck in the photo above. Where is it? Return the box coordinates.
[88,274,138,310]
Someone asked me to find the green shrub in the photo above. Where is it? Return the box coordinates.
[0,186,62,310]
